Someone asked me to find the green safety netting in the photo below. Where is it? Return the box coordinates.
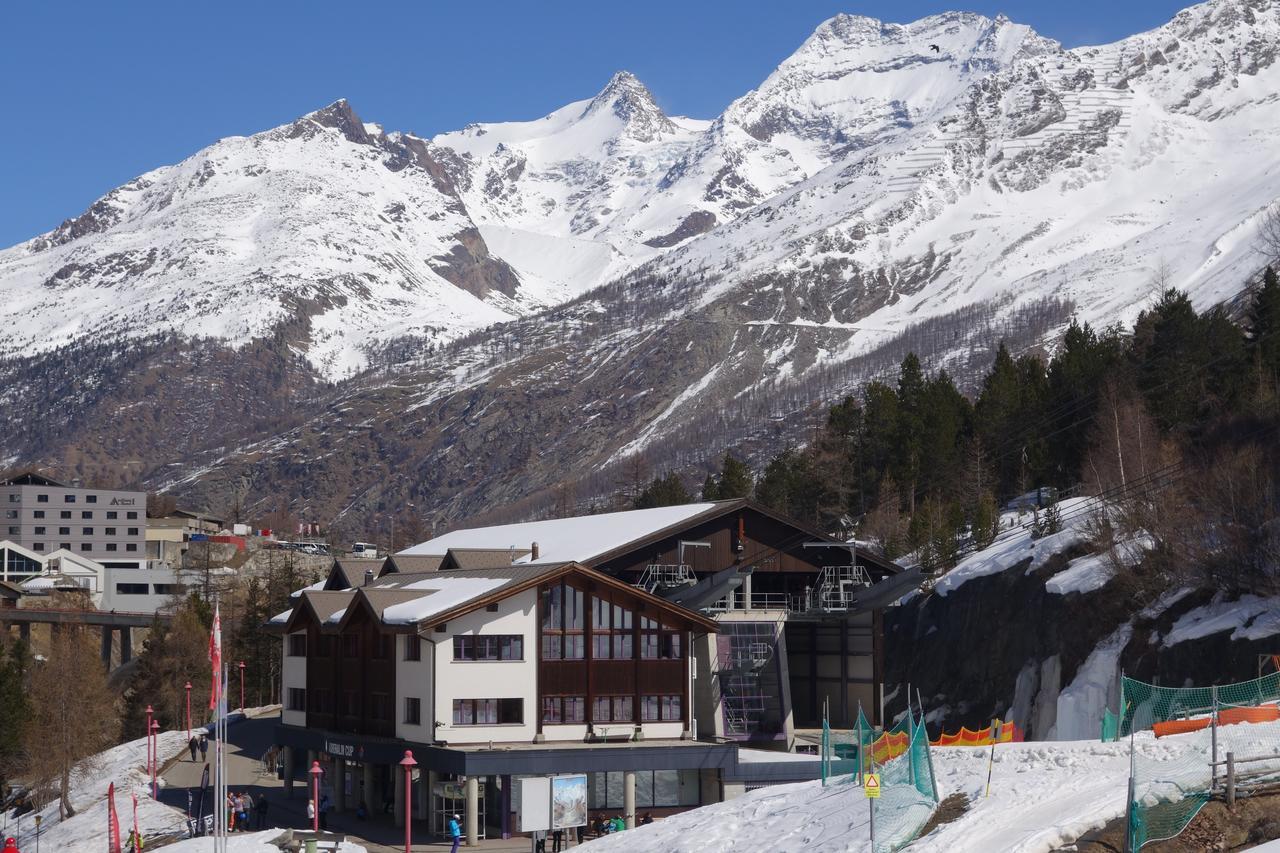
[1119,671,1280,737]
[1101,707,1119,743]
[821,709,940,853]
[1120,674,1280,850]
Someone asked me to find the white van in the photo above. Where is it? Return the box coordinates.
[351,542,379,559]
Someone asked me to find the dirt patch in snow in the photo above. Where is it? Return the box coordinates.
[1069,790,1280,851]
[916,792,970,839]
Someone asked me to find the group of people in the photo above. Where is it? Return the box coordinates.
[305,792,333,830]
[591,812,653,836]
[186,734,209,763]
[226,791,268,831]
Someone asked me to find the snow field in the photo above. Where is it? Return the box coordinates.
[581,723,1280,853]
[2,729,190,853]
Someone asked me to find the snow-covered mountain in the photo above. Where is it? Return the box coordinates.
[3,0,1280,524]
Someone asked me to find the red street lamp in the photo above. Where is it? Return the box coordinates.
[399,750,417,853]
[309,761,323,834]
[184,682,192,741]
[238,661,246,710]
[144,705,154,784]
[149,718,160,798]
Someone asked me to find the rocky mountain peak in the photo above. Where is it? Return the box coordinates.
[299,98,372,145]
[580,70,677,142]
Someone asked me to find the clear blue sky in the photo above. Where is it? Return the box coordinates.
[1,0,1192,247]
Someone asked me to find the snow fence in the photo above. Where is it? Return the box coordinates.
[1111,672,1280,849]
[820,708,939,852]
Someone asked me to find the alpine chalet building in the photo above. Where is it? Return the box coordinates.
[271,498,915,843]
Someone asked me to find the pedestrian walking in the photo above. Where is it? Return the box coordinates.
[448,813,462,853]
[3,837,18,853]
[319,792,331,830]
[307,798,316,826]
[188,736,198,762]
[198,735,208,762]
[255,792,269,830]
[238,792,252,831]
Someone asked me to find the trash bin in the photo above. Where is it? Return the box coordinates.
[305,840,317,853]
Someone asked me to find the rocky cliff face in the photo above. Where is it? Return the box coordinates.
[883,509,1280,739]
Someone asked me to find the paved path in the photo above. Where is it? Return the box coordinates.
[158,714,549,852]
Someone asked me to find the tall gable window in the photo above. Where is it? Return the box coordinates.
[592,598,633,660]
[540,581,584,660]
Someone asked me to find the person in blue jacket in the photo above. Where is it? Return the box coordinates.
[449,813,462,853]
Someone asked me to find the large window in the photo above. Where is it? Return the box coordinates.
[404,697,421,725]
[404,635,421,661]
[342,634,359,657]
[81,511,92,520]
[36,494,48,503]
[590,770,701,809]
[540,582,585,660]
[640,694,682,722]
[452,698,523,726]
[288,634,307,657]
[454,634,523,661]
[33,511,43,519]
[116,583,148,595]
[640,617,683,659]
[86,495,97,504]
[542,696,586,724]
[64,495,75,503]
[287,688,306,712]
[592,695,633,723]
[592,598,633,660]
[372,634,391,659]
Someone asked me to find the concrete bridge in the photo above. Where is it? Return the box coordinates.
[0,606,172,665]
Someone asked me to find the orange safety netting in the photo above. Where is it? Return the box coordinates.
[929,720,1024,747]
[868,730,910,764]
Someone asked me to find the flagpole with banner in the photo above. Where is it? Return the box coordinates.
[107,782,122,853]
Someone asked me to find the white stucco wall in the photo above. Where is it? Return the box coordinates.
[281,633,307,727]
[396,633,434,741]
[434,588,538,745]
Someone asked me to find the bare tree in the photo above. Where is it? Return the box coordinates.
[24,628,119,818]
[1260,204,1280,265]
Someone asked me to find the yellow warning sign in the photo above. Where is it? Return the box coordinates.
[864,773,881,798]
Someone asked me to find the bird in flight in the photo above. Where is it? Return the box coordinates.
[929,43,941,53]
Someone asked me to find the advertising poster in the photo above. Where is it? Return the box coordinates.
[551,774,588,829]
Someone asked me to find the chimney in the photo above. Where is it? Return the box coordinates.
[531,541,540,561]
[363,569,374,587]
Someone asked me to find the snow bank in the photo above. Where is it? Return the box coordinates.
[1161,594,1280,647]
[933,498,1093,597]
[2,729,190,853]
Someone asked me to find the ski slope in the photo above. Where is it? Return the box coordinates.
[580,723,1280,853]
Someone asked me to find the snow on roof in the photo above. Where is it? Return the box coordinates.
[381,576,512,625]
[290,578,326,599]
[399,502,720,564]
[736,748,821,764]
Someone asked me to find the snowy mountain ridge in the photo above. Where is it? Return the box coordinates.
[4,0,1277,385]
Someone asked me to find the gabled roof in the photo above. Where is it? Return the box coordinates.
[399,503,724,564]
[399,499,902,576]
[0,540,46,563]
[440,548,531,571]
[272,562,719,635]
[380,554,444,575]
[281,590,356,633]
[326,557,384,590]
[0,472,66,487]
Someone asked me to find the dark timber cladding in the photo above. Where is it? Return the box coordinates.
[537,573,702,735]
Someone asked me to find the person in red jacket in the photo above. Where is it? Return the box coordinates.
[2,836,18,853]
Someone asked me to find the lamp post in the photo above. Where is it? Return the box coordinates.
[400,750,417,853]
[150,718,161,799]
[310,761,322,833]
[185,682,192,741]
[238,661,245,710]
[145,705,154,783]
